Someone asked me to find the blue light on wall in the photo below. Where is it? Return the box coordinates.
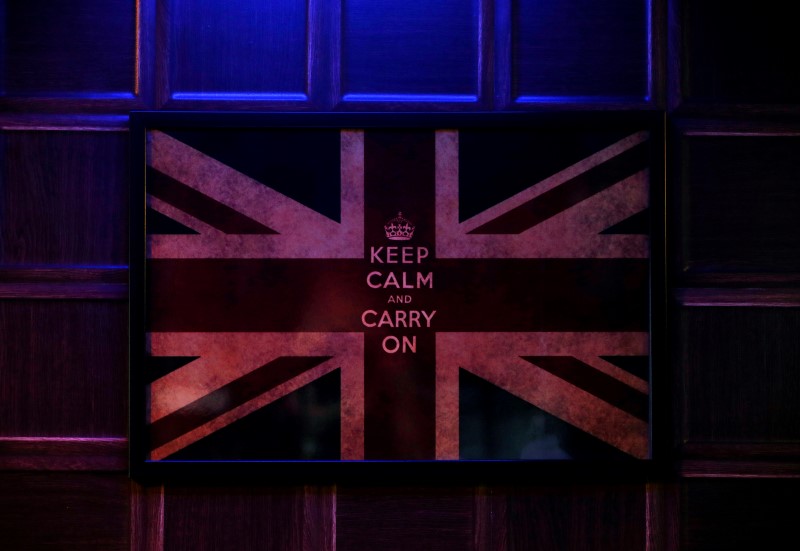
[342,0,481,101]
[511,0,650,102]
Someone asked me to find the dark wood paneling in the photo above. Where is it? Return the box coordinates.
[163,485,333,551]
[0,473,130,550]
[1,1,797,548]
[0,437,126,471]
[0,266,127,299]
[337,486,476,551]
[674,288,800,307]
[0,114,130,131]
[646,483,680,551]
[681,3,800,108]
[682,479,800,551]
[505,483,646,550]
[0,130,128,264]
[1,0,136,94]
[681,459,800,478]
[678,307,800,454]
[0,0,141,111]
[340,0,482,105]
[474,486,507,551]
[0,282,128,300]
[0,301,127,437]
[0,283,127,299]
[666,0,681,110]
[159,0,317,109]
[510,0,649,103]
[131,484,164,551]
[676,132,800,278]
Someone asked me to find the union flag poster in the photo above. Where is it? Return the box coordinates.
[130,113,661,468]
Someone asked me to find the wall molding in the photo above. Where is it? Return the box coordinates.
[0,437,127,471]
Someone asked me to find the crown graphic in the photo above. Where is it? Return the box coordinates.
[384,212,415,241]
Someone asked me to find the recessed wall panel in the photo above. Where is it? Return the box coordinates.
[0,473,130,550]
[507,483,646,549]
[337,487,475,551]
[512,0,648,101]
[1,0,136,98]
[683,479,800,550]
[0,301,127,437]
[164,486,330,551]
[0,131,128,265]
[167,0,309,101]
[678,134,800,276]
[683,4,800,106]
[341,0,480,101]
[679,307,800,448]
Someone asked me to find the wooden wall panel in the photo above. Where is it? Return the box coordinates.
[158,0,326,109]
[340,0,483,108]
[0,473,130,550]
[0,301,127,437]
[337,486,476,551]
[681,3,800,109]
[1,1,798,549]
[505,483,647,550]
[675,131,800,280]
[509,0,649,104]
[162,485,333,551]
[1,0,136,94]
[0,0,143,111]
[0,130,129,265]
[682,479,800,551]
[678,306,800,456]
[0,437,127,471]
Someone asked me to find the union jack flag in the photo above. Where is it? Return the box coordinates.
[143,124,651,461]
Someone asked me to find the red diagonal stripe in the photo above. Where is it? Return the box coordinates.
[149,355,331,450]
[521,356,648,420]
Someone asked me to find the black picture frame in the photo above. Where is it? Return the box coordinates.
[129,111,667,483]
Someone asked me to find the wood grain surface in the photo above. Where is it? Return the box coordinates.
[1,0,799,549]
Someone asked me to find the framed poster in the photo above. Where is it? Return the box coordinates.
[129,112,664,479]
